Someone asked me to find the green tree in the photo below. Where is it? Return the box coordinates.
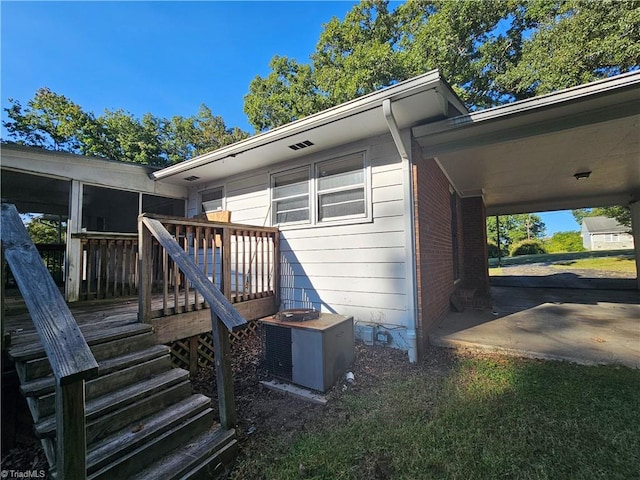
[243,0,640,131]
[25,215,66,244]
[572,206,631,229]
[192,105,249,156]
[244,56,329,131]
[486,214,546,253]
[497,0,640,98]
[544,231,585,253]
[3,91,249,165]
[312,0,401,105]
[3,88,98,153]
[396,0,529,107]
[97,110,164,166]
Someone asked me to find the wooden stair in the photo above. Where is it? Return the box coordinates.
[7,316,237,479]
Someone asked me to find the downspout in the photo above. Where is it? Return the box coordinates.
[383,99,419,363]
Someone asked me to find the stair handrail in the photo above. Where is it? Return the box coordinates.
[138,214,247,427]
[1,203,98,479]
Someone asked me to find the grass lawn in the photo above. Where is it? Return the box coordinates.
[489,249,636,275]
[551,256,636,274]
[231,356,640,479]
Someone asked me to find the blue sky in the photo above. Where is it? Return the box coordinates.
[1,1,580,233]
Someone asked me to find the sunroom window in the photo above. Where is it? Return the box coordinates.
[272,167,310,224]
[316,153,366,222]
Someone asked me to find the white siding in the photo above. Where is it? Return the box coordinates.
[188,134,412,350]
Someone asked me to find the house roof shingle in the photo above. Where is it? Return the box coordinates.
[582,216,628,234]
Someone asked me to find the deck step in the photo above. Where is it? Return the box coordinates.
[7,296,239,479]
[29,348,173,421]
[8,322,151,361]
[21,344,170,397]
[88,402,215,479]
[17,330,157,382]
[35,368,190,439]
[136,427,237,480]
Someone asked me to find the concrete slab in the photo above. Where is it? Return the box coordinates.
[431,286,640,368]
[260,380,328,405]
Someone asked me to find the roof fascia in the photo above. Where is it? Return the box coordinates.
[152,70,447,181]
[413,71,640,139]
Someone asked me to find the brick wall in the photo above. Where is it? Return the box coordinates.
[412,143,490,356]
[412,144,456,354]
[461,197,490,294]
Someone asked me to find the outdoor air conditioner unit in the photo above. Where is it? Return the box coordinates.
[261,311,354,392]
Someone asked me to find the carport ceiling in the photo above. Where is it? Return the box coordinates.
[413,72,640,216]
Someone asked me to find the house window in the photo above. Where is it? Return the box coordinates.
[272,167,310,225]
[201,187,224,214]
[316,153,366,222]
[603,233,620,242]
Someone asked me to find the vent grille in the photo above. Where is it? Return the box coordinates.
[261,324,293,381]
[288,140,314,151]
[184,175,200,181]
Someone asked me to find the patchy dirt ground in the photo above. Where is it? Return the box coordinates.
[192,332,458,479]
[1,332,457,478]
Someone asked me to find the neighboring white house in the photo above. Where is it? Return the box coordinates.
[581,216,634,250]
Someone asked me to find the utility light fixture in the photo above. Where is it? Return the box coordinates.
[573,171,592,180]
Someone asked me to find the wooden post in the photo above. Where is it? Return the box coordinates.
[210,313,236,429]
[66,180,83,302]
[56,380,87,480]
[273,232,280,306]
[496,215,502,267]
[222,228,232,301]
[1,249,7,350]
[138,216,154,323]
[189,335,199,376]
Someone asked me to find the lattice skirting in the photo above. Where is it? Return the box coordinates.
[168,319,259,371]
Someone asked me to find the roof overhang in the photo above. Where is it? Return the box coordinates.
[152,69,467,185]
[413,71,640,216]
[0,145,187,215]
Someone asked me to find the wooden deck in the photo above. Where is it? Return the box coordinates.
[4,289,272,351]
[4,291,140,350]
[2,206,276,478]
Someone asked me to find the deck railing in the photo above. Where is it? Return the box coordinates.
[4,243,65,288]
[138,213,263,428]
[73,232,139,300]
[1,203,98,480]
[137,214,279,321]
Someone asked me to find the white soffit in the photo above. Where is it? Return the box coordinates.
[152,70,464,185]
[412,71,640,215]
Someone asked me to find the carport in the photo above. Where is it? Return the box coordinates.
[413,71,640,290]
[412,72,640,366]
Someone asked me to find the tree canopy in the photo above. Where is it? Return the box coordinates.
[572,206,632,229]
[244,0,640,131]
[3,88,249,166]
[486,213,546,254]
[4,0,638,163]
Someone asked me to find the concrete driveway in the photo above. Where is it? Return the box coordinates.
[431,284,640,368]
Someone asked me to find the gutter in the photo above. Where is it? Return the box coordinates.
[383,98,419,363]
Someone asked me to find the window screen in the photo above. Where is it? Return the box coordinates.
[316,153,365,221]
[201,187,224,213]
[272,168,310,224]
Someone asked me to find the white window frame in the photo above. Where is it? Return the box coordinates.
[199,186,225,214]
[270,166,311,226]
[603,233,620,242]
[315,152,368,224]
[270,150,371,229]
